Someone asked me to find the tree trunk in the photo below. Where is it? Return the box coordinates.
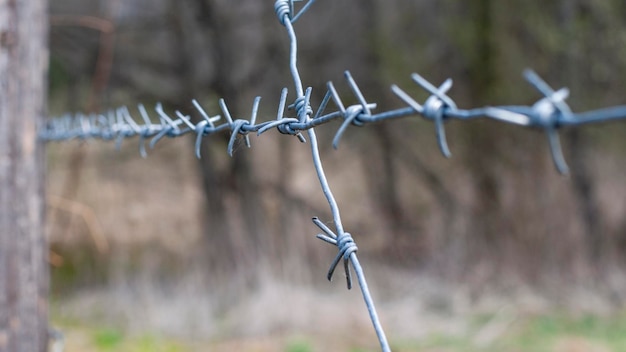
[560,0,603,267]
[0,0,49,351]
[359,0,412,254]
[462,0,505,274]
[172,0,267,278]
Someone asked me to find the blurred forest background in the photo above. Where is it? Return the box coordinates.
[46,0,626,350]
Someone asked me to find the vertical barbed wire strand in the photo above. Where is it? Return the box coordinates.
[274,1,391,351]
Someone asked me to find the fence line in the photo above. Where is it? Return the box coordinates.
[41,0,626,351]
[41,61,626,175]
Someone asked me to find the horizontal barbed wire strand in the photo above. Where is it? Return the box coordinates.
[41,66,626,175]
[40,0,626,351]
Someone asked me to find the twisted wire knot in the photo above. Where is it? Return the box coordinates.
[276,119,298,135]
[274,0,291,26]
[346,104,366,127]
[337,232,358,260]
[294,95,313,119]
[531,89,571,128]
[422,95,446,122]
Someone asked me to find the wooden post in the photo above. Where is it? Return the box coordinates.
[0,0,49,351]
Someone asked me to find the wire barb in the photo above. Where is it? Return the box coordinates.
[313,217,358,289]
[485,69,575,173]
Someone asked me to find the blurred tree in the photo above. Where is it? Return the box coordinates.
[0,0,49,351]
[560,0,603,267]
[48,13,116,248]
[359,0,412,258]
[458,0,506,271]
[169,0,276,288]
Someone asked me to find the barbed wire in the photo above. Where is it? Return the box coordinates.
[41,61,626,175]
[40,0,626,351]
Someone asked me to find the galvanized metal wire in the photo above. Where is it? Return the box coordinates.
[41,0,626,350]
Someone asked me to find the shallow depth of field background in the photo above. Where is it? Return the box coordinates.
[47,0,626,351]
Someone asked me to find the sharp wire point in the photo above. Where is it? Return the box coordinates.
[391,84,424,113]
[435,115,452,158]
[344,71,371,116]
[547,128,569,174]
[327,81,345,113]
[219,98,234,125]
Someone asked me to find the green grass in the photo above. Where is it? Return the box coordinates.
[508,313,626,352]
[89,329,187,352]
[285,338,314,352]
[49,317,188,352]
[380,313,626,352]
[52,312,626,351]
[93,329,123,349]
